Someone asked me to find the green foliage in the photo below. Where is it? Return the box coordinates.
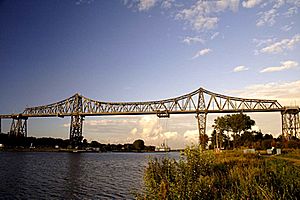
[133,139,145,150]
[212,114,255,149]
[213,114,255,135]
[137,146,300,200]
[227,113,255,134]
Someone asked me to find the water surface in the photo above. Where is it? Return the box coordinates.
[0,152,179,199]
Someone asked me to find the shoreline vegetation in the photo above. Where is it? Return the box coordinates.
[136,145,300,200]
[0,133,157,153]
[0,147,183,153]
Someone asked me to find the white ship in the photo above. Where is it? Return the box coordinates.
[155,141,170,152]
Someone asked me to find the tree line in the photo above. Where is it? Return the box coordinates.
[0,134,155,152]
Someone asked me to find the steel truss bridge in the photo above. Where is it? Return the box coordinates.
[0,87,299,146]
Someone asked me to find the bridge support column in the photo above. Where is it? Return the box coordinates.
[196,113,207,149]
[0,118,1,133]
[9,117,28,137]
[282,108,300,139]
[69,115,84,147]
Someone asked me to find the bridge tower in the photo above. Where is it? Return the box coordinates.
[9,116,28,137]
[196,89,207,149]
[282,107,300,139]
[69,94,84,147]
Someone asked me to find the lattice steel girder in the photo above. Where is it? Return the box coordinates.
[9,117,28,137]
[69,94,84,146]
[69,115,84,147]
[21,87,283,117]
[282,108,300,139]
[196,113,207,148]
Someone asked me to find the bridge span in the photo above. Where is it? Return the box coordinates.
[0,87,299,146]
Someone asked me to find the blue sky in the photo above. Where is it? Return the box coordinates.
[0,0,299,148]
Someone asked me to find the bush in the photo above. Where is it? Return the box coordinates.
[137,146,300,200]
[287,140,300,149]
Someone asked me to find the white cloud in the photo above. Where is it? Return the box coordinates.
[210,32,219,40]
[126,116,190,147]
[215,0,240,12]
[84,119,134,126]
[182,36,205,45]
[260,60,298,73]
[125,0,175,11]
[130,127,138,135]
[75,0,94,5]
[137,115,160,139]
[193,16,219,31]
[280,22,294,32]
[284,6,298,17]
[253,38,277,47]
[163,131,178,139]
[161,0,174,9]
[242,0,262,8]
[256,8,278,26]
[259,34,300,54]
[233,65,249,72]
[136,0,157,11]
[273,0,285,9]
[183,130,199,144]
[289,0,300,7]
[229,80,300,106]
[256,1,300,27]
[124,0,299,35]
[192,48,212,59]
[176,0,239,31]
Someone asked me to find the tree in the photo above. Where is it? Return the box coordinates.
[213,115,230,134]
[212,114,255,148]
[210,130,230,150]
[82,139,88,148]
[90,140,100,147]
[254,131,263,142]
[227,114,255,148]
[212,116,230,149]
[227,114,255,135]
[264,134,273,140]
[240,131,254,147]
[133,139,145,151]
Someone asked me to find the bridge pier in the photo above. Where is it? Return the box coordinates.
[9,117,28,137]
[196,113,207,148]
[0,118,1,133]
[282,107,300,139]
[69,115,84,147]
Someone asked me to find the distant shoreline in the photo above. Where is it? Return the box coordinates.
[0,147,183,153]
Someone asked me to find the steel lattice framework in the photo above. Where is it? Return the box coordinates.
[0,87,299,146]
[22,88,283,116]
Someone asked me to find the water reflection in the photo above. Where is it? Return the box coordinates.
[64,153,83,199]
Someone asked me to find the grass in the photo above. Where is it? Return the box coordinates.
[136,146,300,200]
[275,149,300,166]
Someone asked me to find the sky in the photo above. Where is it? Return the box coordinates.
[0,0,299,148]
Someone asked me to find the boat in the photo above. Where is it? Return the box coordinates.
[155,141,170,152]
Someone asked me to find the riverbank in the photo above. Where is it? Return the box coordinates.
[137,147,300,199]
